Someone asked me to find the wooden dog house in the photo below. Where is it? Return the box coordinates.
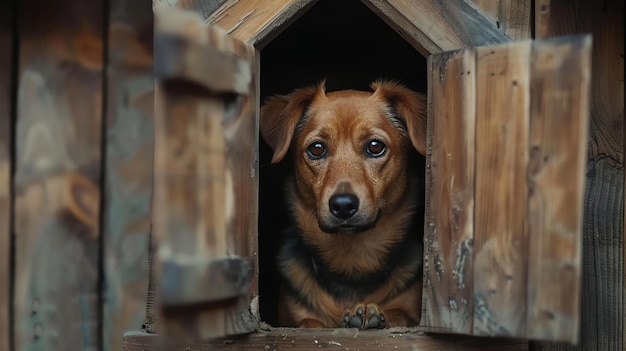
[140,0,591,349]
[3,0,622,350]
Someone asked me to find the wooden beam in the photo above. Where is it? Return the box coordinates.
[362,0,511,56]
[208,0,317,49]
[123,329,528,351]
[13,0,105,348]
[102,1,155,350]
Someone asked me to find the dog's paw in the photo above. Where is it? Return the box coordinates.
[341,303,386,329]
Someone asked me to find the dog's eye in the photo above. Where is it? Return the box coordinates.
[366,140,386,157]
[307,142,327,159]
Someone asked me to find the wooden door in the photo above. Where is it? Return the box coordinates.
[421,35,591,344]
[152,6,259,342]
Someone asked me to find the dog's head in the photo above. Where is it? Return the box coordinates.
[261,80,426,234]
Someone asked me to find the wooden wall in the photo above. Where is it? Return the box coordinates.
[0,0,153,351]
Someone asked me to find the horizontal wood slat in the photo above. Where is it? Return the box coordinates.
[123,329,528,351]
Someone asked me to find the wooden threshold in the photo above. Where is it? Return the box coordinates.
[123,328,528,350]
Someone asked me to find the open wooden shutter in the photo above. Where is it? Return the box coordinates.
[421,35,591,344]
[152,6,259,341]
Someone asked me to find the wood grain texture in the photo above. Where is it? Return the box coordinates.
[422,48,476,334]
[530,1,624,350]
[525,36,591,343]
[473,41,531,338]
[0,1,14,349]
[123,329,528,351]
[153,7,258,342]
[468,0,532,41]
[208,0,317,49]
[103,1,154,351]
[362,0,510,56]
[13,0,105,350]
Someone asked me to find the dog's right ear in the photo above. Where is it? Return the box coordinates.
[260,83,326,164]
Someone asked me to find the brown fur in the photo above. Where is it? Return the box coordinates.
[261,80,427,328]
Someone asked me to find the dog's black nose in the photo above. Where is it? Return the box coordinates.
[329,194,359,219]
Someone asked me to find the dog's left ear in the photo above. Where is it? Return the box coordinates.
[370,80,427,155]
[260,82,327,163]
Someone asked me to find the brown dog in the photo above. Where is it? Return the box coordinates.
[260,80,426,329]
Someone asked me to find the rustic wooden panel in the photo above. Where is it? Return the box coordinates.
[0,1,14,349]
[362,0,510,56]
[207,0,317,49]
[425,37,590,342]
[123,329,529,351]
[530,0,624,350]
[13,0,105,350]
[103,1,154,351]
[422,48,476,334]
[153,7,258,342]
[468,0,531,40]
[525,36,591,343]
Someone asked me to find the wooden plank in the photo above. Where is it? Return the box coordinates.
[422,48,476,334]
[530,1,624,350]
[362,0,510,56]
[13,0,105,349]
[207,0,317,49]
[525,35,591,344]
[123,329,528,351]
[472,41,531,337]
[102,1,154,351]
[0,0,15,349]
[153,7,258,342]
[467,0,532,41]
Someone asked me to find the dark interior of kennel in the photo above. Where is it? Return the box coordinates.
[258,0,428,326]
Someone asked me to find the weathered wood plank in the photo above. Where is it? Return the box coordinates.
[103,1,154,351]
[422,48,476,334]
[473,41,531,338]
[525,36,591,343]
[123,329,528,351]
[467,0,532,40]
[13,1,105,349]
[530,1,624,350]
[153,7,258,342]
[0,1,15,349]
[208,0,317,49]
[362,0,510,56]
